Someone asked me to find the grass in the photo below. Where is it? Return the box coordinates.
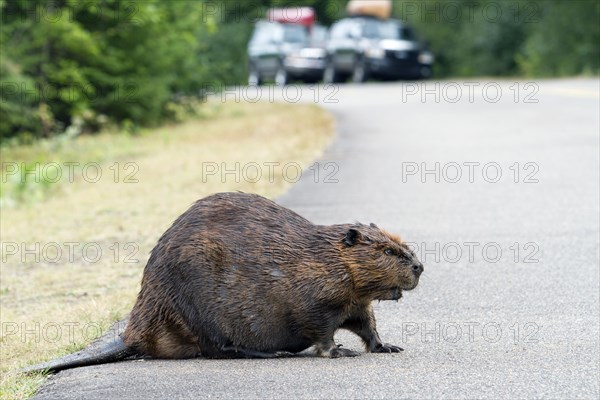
[0,100,335,399]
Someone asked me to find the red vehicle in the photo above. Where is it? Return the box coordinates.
[267,7,316,28]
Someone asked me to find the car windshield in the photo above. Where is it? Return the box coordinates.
[283,24,308,43]
[366,20,417,41]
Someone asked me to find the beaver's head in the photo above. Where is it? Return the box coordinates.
[342,223,423,301]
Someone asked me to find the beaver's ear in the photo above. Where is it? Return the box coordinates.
[343,228,362,246]
[370,222,378,228]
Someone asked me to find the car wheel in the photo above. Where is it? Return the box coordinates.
[419,65,432,79]
[248,67,262,86]
[275,65,288,86]
[352,59,368,83]
[323,63,341,84]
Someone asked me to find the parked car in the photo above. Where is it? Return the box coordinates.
[324,17,434,83]
[282,24,328,83]
[247,21,307,85]
[247,8,327,85]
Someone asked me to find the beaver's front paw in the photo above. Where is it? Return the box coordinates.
[329,346,361,358]
[371,343,403,353]
[315,340,361,358]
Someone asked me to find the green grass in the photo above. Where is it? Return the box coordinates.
[0,100,335,399]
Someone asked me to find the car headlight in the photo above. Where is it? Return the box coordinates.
[365,47,385,59]
[418,51,434,64]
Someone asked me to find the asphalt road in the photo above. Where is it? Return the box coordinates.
[36,79,599,399]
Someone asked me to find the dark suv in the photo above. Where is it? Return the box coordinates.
[247,22,327,85]
[324,17,433,83]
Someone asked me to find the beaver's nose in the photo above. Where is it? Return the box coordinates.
[412,263,424,276]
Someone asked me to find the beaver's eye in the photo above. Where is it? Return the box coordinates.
[384,248,394,256]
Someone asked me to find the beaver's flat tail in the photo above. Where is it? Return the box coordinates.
[22,337,134,374]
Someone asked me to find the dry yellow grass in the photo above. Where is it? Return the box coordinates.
[0,101,334,399]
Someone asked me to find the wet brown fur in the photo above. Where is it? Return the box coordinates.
[122,192,423,359]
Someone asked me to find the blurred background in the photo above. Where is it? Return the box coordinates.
[1,0,599,142]
[1,2,599,398]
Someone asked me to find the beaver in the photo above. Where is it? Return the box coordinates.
[24,192,423,372]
